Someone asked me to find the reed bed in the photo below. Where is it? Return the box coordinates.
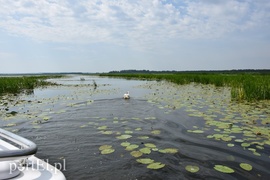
[0,76,59,95]
[101,73,270,101]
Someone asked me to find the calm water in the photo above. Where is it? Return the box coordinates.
[1,75,270,180]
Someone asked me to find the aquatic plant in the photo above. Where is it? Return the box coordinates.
[0,76,60,95]
[100,73,270,101]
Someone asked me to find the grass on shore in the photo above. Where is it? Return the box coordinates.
[0,76,61,95]
[100,73,270,101]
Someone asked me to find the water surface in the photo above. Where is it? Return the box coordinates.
[1,75,269,179]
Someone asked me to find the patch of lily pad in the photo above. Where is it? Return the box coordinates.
[240,163,252,171]
[116,134,132,140]
[99,145,115,155]
[158,148,178,154]
[214,165,234,173]
[147,162,165,170]
[185,165,200,173]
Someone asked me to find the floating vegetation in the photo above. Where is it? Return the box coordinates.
[116,134,132,140]
[97,126,107,130]
[101,148,115,155]
[120,142,130,147]
[101,72,270,101]
[214,165,234,174]
[185,165,200,173]
[101,131,113,135]
[239,163,252,171]
[151,130,161,135]
[3,74,269,178]
[139,147,151,154]
[125,144,139,151]
[99,145,115,155]
[144,143,156,148]
[130,151,143,158]
[188,130,204,134]
[158,148,178,154]
[136,158,154,164]
[0,75,60,95]
[147,162,165,170]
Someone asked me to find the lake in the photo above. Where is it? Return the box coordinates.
[1,75,270,179]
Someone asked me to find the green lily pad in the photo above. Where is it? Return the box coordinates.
[125,130,133,134]
[185,165,200,173]
[147,162,165,170]
[97,126,107,130]
[144,143,156,148]
[121,142,130,147]
[241,143,250,148]
[158,148,178,154]
[138,136,149,140]
[227,143,235,147]
[135,127,142,131]
[151,130,161,135]
[136,158,154,164]
[125,144,139,151]
[221,137,232,142]
[101,148,115,155]
[191,130,204,134]
[214,165,234,173]
[240,163,252,171]
[116,134,132,140]
[130,151,143,158]
[235,139,244,142]
[139,147,151,154]
[99,145,112,151]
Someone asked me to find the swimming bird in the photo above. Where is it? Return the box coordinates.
[123,91,130,99]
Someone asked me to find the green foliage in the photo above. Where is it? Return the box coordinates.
[0,76,59,95]
[100,73,270,101]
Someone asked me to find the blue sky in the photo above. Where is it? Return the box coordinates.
[0,0,270,73]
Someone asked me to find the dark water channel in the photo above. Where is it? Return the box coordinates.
[1,75,269,180]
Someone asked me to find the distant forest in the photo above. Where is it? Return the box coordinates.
[108,69,270,74]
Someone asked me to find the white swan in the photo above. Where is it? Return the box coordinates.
[123,91,130,99]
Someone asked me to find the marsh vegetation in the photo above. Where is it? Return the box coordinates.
[100,73,270,101]
[0,75,61,95]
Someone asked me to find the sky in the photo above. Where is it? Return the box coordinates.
[0,0,270,73]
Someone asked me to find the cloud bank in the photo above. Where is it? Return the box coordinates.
[1,0,269,49]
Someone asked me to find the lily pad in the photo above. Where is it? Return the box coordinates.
[125,144,139,151]
[125,130,133,134]
[240,163,252,171]
[116,134,132,140]
[144,143,156,148]
[121,142,130,147]
[97,126,107,130]
[136,158,154,164]
[214,165,234,173]
[241,143,250,148]
[191,130,204,134]
[185,165,200,173]
[139,147,151,154]
[130,151,143,158]
[101,148,115,155]
[147,162,165,170]
[158,148,178,154]
[151,130,161,135]
[99,145,112,151]
[138,136,149,140]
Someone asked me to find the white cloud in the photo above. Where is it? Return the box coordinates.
[0,0,269,50]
